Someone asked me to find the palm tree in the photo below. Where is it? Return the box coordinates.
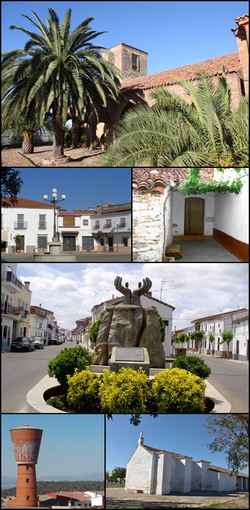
[102,69,249,167]
[1,8,122,158]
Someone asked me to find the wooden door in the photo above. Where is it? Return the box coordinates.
[16,236,25,252]
[185,198,204,235]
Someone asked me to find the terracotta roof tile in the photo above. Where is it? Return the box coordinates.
[4,197,60,208]
[209,465,249,477]
[132,168,215,193]
[191,307,248,324]
[121,52,240,92]
[74,209,97,215]
[58,211,80,217]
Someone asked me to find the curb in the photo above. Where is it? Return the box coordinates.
[26,374,231,414]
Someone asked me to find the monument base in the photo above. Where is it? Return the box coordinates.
[48,241,63,254]
[110,347,150,376]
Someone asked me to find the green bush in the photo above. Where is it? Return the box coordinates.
[172,356,211,379]
[46,396,65,410]
[89,311,105,345]
[80,133,88,143]
[152,368,205,413]
[47,346,93,393]
[151,306,165,342]
[67,368,100,411]
[99,367,150,413]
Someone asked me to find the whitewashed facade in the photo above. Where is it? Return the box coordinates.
[1,263,23,348]
[232,313,249,361]
[125,433,249,495]
[29,306,56,345]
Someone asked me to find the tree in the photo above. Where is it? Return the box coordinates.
[179,168,245,196]
[110,467,126,484]
[1,168,23,207]
[103,70,249,167]
[190,330,205,354]
[220,329,234,356]
[208,331,215,355]
[2,8,122,159]
[204,414,249,473]
[92,230,104,246]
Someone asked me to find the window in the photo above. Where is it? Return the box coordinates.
[122,237,128,247]
[119,217,126,227]
[26,466,29,470]
[63,217,75,226]
[132,53,140,71]
[83,219,88,225]
[17,214,24,227]
[37,236,47,249]
[94,220,100,229]
[26,479,29,483]
[105,219,111,227]
[39,214,46,228]
[26,496,30,501]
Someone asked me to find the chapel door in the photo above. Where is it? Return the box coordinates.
[185,198,204,235]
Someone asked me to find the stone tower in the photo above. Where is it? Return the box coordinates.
[232,14,249,95]
[8,424,43,508]
[103,43,148,81]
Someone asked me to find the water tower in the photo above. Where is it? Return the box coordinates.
[9,424,43,507]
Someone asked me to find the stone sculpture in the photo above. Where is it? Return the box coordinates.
[94,276,165,368]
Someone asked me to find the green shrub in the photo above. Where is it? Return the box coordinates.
[47,346,93,393]
[89,311,105,345]
[46,396,65,410]
[152,368,205,413]
[151,306,165,342]
[80,133,88,143]
[172,356,211,379]
[67,368,100,411]
[99,368,150,413]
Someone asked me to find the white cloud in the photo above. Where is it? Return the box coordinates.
[17,263,249,331]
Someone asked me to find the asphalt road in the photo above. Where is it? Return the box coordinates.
[188,352,249,412]
[1,341,74,413]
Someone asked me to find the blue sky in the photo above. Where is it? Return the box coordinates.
[13,168,131,212]
[106,414,249,475]
[1,414,104,480]
[14,263,249,330]
[1,1,248,75]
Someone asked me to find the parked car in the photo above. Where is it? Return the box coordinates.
[31,337,44,349]
[48,337,60,345]
[11,337,34,352]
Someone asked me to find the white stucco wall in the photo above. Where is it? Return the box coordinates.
[125,446,152,493]
[172,192,215,236]
[2,206,55,251]
[213,170,249,243]
[133,187,170,262]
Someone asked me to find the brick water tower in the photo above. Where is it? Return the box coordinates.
[9,424,43,507]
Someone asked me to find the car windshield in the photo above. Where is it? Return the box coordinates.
[22,338,30,343]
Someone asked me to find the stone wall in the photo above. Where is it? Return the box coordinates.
[103,43,147,81]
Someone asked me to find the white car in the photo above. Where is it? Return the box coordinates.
[32,337,44,349]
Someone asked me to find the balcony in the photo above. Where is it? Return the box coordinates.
[1,301,15,316]
[2,271,23,292]
[103,223,112,228]
[14,221,27,229]
[117,222,126,228]
[93,224,100,230]
[38,222,47,229]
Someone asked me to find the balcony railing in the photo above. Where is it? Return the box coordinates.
[38,222,47,229]
[117,222,126,228]
[93,224,100,229]
[14,221,27,229]
[104,223,112,228]
[1,301,15,315]
[2,271,23,289]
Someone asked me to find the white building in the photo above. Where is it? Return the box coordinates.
[1,263,23,348]
[125,433,249,495]
[190,308,249,360]
[29,305,56,344]
[91,293,174,357]
[133,168,249,262]
[2,199,131,253]
[1,197,59,253]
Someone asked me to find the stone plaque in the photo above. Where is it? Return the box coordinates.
[116,347,144,362]
[206,217,214,222]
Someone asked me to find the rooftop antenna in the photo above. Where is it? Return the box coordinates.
[100,192,105,212]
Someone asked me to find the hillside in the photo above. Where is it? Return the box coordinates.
[1,480,104,499]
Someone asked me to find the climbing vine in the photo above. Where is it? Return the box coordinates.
[179,168,246,196]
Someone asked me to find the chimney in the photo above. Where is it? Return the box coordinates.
[24,281,30,289]
[232,14,249,95]
[138,432,144,446]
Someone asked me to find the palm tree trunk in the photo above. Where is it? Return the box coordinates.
[52,99,64,158]
[22,133,34,154]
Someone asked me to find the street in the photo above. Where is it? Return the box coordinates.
[1,252,132,262]
[1,341,74,413]
[188,352,249,412]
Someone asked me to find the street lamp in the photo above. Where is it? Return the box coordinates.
[116,222,119,252]
[43,189,66,241]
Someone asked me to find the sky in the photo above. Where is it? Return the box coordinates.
[1,414,104,480]
[106,414,249,475]
[12,168,131,212]
[1,1,248,75]
[14,262,249,330]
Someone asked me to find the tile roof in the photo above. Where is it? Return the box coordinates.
[74,208,97,215]
[30,305,54,315]
[142,445,192,459]
[209,465,249,477]
[132,168,215,193]
[58,211,80,217]
[3,197,60,208]
[121,52,240,92]
[191,308,248,323]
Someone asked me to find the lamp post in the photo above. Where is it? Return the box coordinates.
[43,189,66,241]
[116,222,119,252]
